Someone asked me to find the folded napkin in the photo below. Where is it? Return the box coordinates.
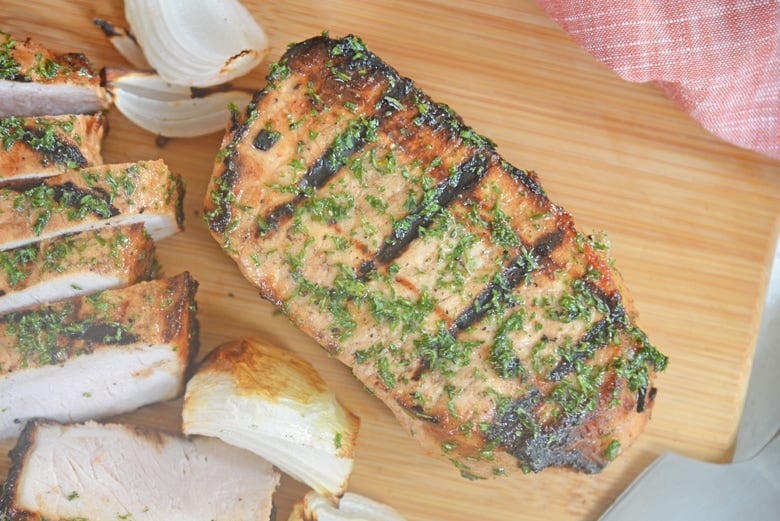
[537,0,780,160]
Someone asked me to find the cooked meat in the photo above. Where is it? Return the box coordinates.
[0,420,279,521]
[0,31,109,117]
[0,224,157,315]
[0,272,198,440]
[0,158,184,252]
[204,34,668,478]
[0,113,105,183]
[183,337,360,498]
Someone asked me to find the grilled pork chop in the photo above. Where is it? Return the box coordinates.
[0,272,198,439]
[0,113,105,183]
[0,420,279,521]
[0,224,156,315]
[0,159,184,252]
[204,34,667,478]
[0,31,109,117]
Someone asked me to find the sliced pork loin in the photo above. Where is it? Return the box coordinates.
[0,158,184,252]
[204,34,668,478]
[0,113,105,184]
[0,31,109,117]
[0,420,279,521]
[183,338,360,498]
[0,223,157,316]
[0,272,198,440]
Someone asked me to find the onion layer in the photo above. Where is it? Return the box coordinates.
[288,492,408,521]
[125,0,268,87]
[104,68,251,138]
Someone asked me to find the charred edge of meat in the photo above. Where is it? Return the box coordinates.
[172,173,186,228]
[163,272,200,378]
[325,34,402,90]
[485,388,603,474]
[17,124,89,169]
[0,419,40,517]
[546,285,626,382]
[372,152,490,267]
[453,228,566,332]
[636,386,658,413]
[502,160,545,198]
[206,161,240,233]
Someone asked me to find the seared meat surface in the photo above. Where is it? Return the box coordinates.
[0,114,105,183]
[0,31,108,117]
[0,159,184,252]
[0,224,157,315]
[205,34,667,478]
[0,272,198,439]
[0,421,278,521]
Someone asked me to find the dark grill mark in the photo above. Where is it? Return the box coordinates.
[52,182,118,218]
[252,129,280,151]
[546,288,626,382]
[80,322,139,345]
[257,117,380,237]
[486,388,603,473]
[453,228,566,332]
[22,126,88,169]
[374,152,490,266]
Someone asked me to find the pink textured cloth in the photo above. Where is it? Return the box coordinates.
[537,1,780,160]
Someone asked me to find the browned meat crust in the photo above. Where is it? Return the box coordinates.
[0,271,198,378]
[0,30,109,117]
[0,113,105,183]
[204,34,667,478]
[0,159,185,251]
[0,272,199,440]
[0,224,157,314]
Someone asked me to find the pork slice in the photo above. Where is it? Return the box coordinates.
[204,34,668,478]
[0,272,198,440]
[0,223,157,315]
[0,32,109,117]
[0,113,105,183]
[0,420,279,521]
[0,159,184,251]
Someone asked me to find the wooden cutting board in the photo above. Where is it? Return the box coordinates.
[3,1,779,519]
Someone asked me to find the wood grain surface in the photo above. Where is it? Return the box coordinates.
[2,1,779,520]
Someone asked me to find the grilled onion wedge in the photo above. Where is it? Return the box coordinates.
[183,338,359,498]
[288,491,407,521]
